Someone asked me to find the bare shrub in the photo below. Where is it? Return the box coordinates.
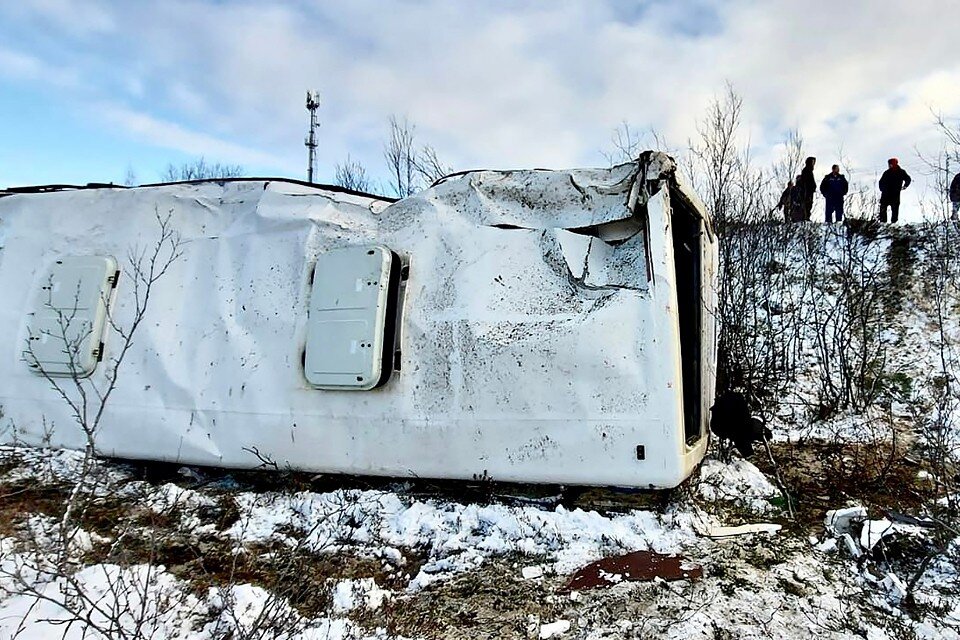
[161,158,243,182]
[383,115,452,197]
[333,154,372,193]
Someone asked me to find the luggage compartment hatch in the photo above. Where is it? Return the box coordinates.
[305,245,400,391]
[24,255,118,377]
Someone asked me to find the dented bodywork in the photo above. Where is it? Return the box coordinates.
[0,152,717,488]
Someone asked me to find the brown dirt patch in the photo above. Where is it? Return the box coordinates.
[375,559,564,639]
[0,481,71,536]
[753,441,934,533]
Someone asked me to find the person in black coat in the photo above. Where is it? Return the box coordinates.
[950,171,960,220]
[775,179,795,222]
[819,164,849,223]
[799,157,817,221]
[878,158,911,223]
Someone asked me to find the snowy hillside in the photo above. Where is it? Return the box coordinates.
[2,220,960,639]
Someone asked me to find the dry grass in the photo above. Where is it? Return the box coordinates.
[754,440,935,533]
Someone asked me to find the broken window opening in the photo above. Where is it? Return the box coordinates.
[670,189,705,445]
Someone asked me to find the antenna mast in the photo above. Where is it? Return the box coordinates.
[305,90,321,183]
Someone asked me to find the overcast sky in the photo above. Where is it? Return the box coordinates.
[1,0,958,216]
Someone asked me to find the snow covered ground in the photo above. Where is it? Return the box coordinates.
[0,443,958,639]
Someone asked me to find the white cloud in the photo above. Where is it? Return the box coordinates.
[1,0,959,205]
[95,103,296,173]
[0,46,79,88]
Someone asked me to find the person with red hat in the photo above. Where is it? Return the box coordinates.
[878,158,911,223]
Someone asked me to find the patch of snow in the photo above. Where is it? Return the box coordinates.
[539,619,571,638]
[697,458,780,513]
[227,489,700,589]
[330,578,390,613]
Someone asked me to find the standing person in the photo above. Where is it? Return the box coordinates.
[790,175,806,222]
[878,158,911,223]
[799,157,817,221]
[775,179,795,222]
[819,164,849,223]
[950,171,960,220]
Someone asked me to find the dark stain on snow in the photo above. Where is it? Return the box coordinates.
[559,550,702,592]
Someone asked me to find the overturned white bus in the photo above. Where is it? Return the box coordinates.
[0,151,717,488]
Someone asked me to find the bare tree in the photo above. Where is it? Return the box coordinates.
[413,144,452,185]
[334,154,372,193]
[916,110,960,219]
[772,128,804,191]
[384,116,419,198]
[123,166,139,187]
[601,121,672,167]
[383,115,452,197]
[161,157,243,182]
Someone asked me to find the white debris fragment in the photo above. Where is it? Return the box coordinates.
[597,569,623,584]
[704,523,781,538]
[860,519,896,550]
[816,538,838,553]
[522,566,544,580]
[841,534,863,558]
[882,573,908,602]
[824,506,867,536]
[540,619,571,639]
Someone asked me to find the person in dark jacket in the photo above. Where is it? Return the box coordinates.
[799,157,817,221]
[775,179,795,222]
[878,158,911,223]
[950,171,960,220]
[790,175,806,222]
[819,164,849,223]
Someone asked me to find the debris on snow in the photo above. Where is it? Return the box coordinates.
[884,510,935,528]
[882,572,908,602]
[522,565,545,580]
[860,518,926,551]
[841,534,864,558]
[824,506,868,536]
[702,523,782,538]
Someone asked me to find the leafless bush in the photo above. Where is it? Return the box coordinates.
[161,157,243,182]
[809,224,896,416]
[383,115,452,197]
[1,210,188,637]
[916,110,960,220]
[601,121,671,167]
[334,154,372,193]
